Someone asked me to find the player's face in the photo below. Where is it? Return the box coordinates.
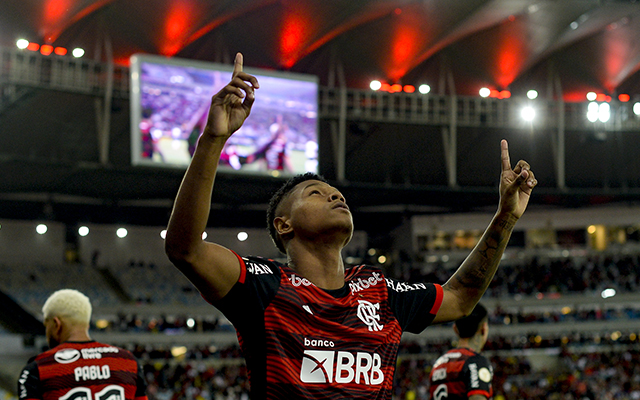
[284,180,353,245]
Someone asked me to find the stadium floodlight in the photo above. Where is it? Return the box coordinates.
[587,102,599,122]
[370,80,382,91]
[526,90,538,100]
[116,227,128,238]
[479,87,491,98]
[601,288,616,299]
[521,106,535,121]
[78,226,89,237]
[160,229,167,239]
[598,102,611,123]
[16,39,29,49]
[72,48,85,58]
[418,84,431,94]
[202,231,208,240]
[633,102,640,116]
[36,224,48,235]
[237,231,248,241]
[586,91,597,101]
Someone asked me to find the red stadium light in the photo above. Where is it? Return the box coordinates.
[490,89,500,98]
[595,93,607,102]
[499,90,511,99]
[403,85,415,93]
[390,84,402,93]
[54,47,67,56]
[26,42,40,51]
[619,94,630,102]
[40,44,53,55]
[380,83,391,92]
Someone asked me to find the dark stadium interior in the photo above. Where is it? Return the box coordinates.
[3,1,640,399]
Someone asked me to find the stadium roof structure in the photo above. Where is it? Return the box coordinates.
[2,0,640,236]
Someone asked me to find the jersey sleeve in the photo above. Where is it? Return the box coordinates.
[213,253,281,329]
[17,361,41,400]
[134,359,148,400]
[463,354,493,399]
[385,277,443,333]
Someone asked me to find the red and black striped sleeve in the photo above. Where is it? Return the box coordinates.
[134,359,148,400]
[385,276,443,333]
[463,354,493,399]
[17,361,41,400]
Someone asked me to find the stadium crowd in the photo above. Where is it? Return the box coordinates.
[123,343,640,400]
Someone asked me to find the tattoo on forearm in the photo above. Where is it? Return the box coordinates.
[478,230,502,259]
[497,217,515,231]
[454,263,488,289]
[453,228,509,290]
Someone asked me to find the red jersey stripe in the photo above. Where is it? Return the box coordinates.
[430,284,444,314]
[469,389,492,397]
[231,250,247,284]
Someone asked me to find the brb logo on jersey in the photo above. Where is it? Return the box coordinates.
[54,349,81,364]
[356,300,383,331]
[300,350,384,385]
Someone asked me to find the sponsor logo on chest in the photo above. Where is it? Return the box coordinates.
[300,349,384,385]
[349,272,384,295]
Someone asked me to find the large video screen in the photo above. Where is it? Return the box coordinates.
[130,54,319,176]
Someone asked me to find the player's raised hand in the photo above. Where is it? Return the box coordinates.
[204,52,260,139]
[498,139,537,219]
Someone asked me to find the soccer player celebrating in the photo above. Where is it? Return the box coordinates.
[17,289,147,400]
[165,53,537,399]
[429,303,493,400]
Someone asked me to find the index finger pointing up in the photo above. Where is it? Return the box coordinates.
[501,139,511,172]
[233,52,243,78]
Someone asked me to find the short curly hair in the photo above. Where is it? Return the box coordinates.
[266,172,327,254]
[42,289,92,326]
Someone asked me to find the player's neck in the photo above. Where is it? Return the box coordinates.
[286,240,345,290]
[64,326,92,343]
[456,336,484,353]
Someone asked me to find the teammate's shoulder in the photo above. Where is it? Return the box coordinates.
[93,342,133,353]
[467,351,491,365]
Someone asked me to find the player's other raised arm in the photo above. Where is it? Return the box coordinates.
[433,140,537,323]
[165,53,259,303]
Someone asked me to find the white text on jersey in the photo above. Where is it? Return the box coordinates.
[74,365,111,381]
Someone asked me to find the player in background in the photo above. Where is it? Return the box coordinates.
[17,289,147,400]
[429,303,493,400]
[165,52,536,399]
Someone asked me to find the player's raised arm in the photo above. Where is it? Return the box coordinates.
[165,53,259,302]
[433,140,537,323]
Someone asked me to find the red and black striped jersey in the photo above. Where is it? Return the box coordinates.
[17,341,148,400]
[214,254,443,399]
[428,348,493,400]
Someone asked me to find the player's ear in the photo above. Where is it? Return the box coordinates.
[51,316,63,335]
[274,216,293,236]
[479,321,488,336]
[453,324,460,336]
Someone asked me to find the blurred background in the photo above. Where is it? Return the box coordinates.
[3,1,640,399]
